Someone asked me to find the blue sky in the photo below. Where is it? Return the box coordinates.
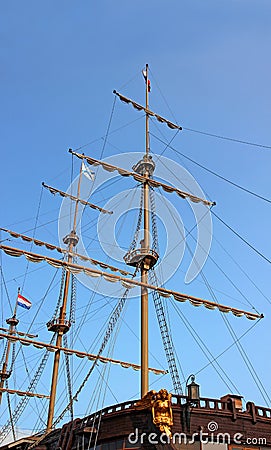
[1,0,271,437]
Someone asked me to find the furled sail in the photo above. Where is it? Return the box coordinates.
[0,326,37,339]
[0,333,166,375]
[69,150,215,207]
[0,228,132,277]
[42,183,113,214]
[0,244,262,321]
[113,90,182,131]
[0,387,49,399]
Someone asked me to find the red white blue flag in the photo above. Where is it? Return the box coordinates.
[17,293,32,310]
[142,69,151,92]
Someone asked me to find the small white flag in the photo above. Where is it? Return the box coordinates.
[82,162,95,181]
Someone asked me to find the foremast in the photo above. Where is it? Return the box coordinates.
[46,161,83,431]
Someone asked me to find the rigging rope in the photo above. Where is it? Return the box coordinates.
[200,266,271,405]
[69,273,76,324]
[170,299,243,394]
[99,97,117,160]
[53,265,140,428]
[6,380,16,442]
[149,187,159,252]
[157,189,258,312]
[148,68,179,124]
[129,186,144,252]
[20,346,46,427]
[63,334,74,422]
[151,133,271,204]
[51,269,66,321]
[151,125,181,163]
[9,340,16,374]
[87,314,124,450]
[177,213,270,405]
[161,177,268,402]
[6,269,61,394]
[69,153,74,232]
[85,185,139,253]
[156,191,259,311]
[0,334,56,444]
[212,232,271,305]
[194,318,262,378]
[150,268,183,395]
[0,267,13,315]
[0,342,7,367]
[183,126,271,150]
[211,210,271,265]
[50,186,143,420]
[157,190,265,396]
[73,116,144,153]
[147,70,271,150]
[204,243,260,311]
[21,187,43,291]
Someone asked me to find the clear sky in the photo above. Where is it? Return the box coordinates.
[1,0,271,438]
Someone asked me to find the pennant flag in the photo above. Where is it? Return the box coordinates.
[142,69,151,92]
[82,161,95,181]
[17,293,32,310]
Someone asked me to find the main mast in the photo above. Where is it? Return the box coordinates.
[141,63,150,397]
[46,161,83,431]
[124,64,159,397]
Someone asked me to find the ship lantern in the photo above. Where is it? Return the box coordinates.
[186,374,200,401]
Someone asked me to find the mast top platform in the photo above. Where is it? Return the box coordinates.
[6,317,19,327]
[63,230,79,246]
[46,318,71,334]
[0,370,11,380]
[124,247,159,270]
[132,154,155,177]
[124,153,158,271]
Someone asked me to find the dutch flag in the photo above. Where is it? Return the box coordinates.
[17,293,32,310]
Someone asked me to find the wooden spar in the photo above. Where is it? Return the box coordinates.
[113,90,183,131]
[0,387,50,399]
[0,243,263,321]
[42,182,113,214]
[0,327,37,339]
[68,149,215,207]
[0,333,166,375]
[0,228,132,277]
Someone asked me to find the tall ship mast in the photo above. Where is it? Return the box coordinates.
[0,65,269,450]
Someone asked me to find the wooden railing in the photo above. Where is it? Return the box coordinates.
[255,406,271,418]
[76,395,271,431]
